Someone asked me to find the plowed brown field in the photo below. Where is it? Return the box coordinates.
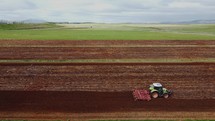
[1,47,215,59]
[0,63,215,99]
[0,40,214,120]
[0,91,214,120]
[0,40,215,60]
[1,40,215,46]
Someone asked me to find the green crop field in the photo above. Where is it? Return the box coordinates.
[0,23,214,40]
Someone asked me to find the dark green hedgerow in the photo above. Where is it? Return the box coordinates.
[0,23,59,30]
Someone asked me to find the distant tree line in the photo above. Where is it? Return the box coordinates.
[0,20,96,24]
[0,20,25,24]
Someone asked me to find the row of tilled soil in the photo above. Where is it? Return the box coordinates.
[0,91,215,113]
[0,63,214,99]
[1,40,215,46]
[0,47,215,59]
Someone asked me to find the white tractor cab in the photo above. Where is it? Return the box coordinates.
[149,83,172,98]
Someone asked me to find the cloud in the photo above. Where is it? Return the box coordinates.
[169,1,203,8]
[0,0,215,23]
[0,0,37,11]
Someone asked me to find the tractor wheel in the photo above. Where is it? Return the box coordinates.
[163,93,169,98]
[151,92,159,98]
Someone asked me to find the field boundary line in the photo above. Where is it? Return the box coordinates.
[0,59,215,63]
[1,45,215,48]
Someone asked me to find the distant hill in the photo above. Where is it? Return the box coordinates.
[162,20,215,24]
[21,19,47,24]
[179,20,215,24]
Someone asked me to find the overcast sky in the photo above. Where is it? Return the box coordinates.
[0,0,215,23]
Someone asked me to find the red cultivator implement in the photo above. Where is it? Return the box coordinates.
[132,89,151,101]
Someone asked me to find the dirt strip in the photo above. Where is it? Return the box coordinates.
[0,91,214,120]
[1,112,215,120]
[0,47,215,60]
[1,40,214,60]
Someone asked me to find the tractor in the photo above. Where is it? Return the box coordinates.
[133,83,172,101]
[149,83,172,98]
